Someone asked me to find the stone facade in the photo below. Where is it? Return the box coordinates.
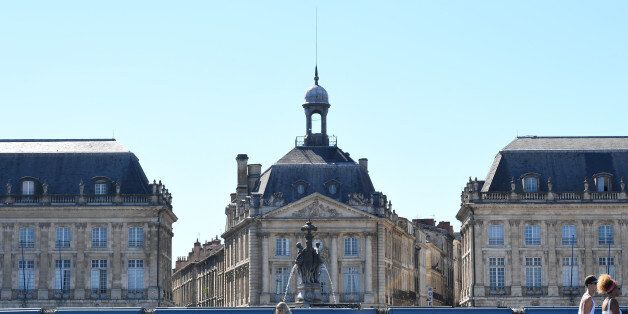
[0,139,176,308]
[220,70,418,307]
[172,239,224,307]
[413,219,456,306]
[457,136,628,307]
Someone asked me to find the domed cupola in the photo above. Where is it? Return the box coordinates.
[302,66,331,146]
[304,69,329,105]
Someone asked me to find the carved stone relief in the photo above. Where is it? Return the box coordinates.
[291,200,340,218]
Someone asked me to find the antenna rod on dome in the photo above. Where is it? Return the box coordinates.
[314,7,319,86]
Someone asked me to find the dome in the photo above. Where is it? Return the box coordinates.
[304,85,329,105]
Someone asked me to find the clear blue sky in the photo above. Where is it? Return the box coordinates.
[2,1,627,263]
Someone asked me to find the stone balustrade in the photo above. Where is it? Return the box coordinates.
[474,191,626,203]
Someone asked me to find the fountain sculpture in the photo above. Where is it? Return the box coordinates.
[295,220,323,306]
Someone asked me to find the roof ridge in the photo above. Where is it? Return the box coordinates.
[516,136,628,139]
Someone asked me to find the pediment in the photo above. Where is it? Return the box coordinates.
[262,193,376,219]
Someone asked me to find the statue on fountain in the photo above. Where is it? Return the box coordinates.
[294,220,323,306]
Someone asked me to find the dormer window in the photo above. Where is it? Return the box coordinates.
[22,180,35,195]
[293,180,309,197]
[594,174,612,192]
[522,174,540,192]
[324,180,340,196]
[95,182,108,195]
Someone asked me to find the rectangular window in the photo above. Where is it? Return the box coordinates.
[561,225,576,245]
[19,227,35,248]
[92,227,107,248]
[488,224,504,245]
[18,260,35,290]
[56,227,71,248]
[489,257,505,288]
[128,227,144,248]
[598,225,613,245]
[525,257,542,287]
[91,259,108,293]
[275,238,290,256]
[128,259,144,290]
[54,260,71,290]
[561,257,578,287]
[95,182,108,195]
[344,237,359,256]
[523,177,539,192]
[343,267,360,294]
[274,267,290,295]
[599,257,616,278]
[524,225,541,246]
[22,180,35,195]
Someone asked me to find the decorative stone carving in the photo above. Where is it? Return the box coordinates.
[621,177,625,192]
[42,182,48,195]
[346,193,368,206]
[291,200,339,218]
[583,177,589,192]
[79,180,85,195]
[510,177,516,192]
[264,192,284,207]
[547,177,553,192]
[115,181,121,195]
[5,180,11,195]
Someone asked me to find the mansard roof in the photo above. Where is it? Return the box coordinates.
[256,146,375,204]
[483,136,628,192]
[0,139,151,194]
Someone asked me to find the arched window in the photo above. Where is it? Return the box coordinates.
[95,181,108,195]
[311,113,322,134]
[292,180,309,198]
[593,173,612,192]
[521,174,540,192]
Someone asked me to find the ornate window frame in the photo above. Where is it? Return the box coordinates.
[520,173,541,193]
[592,172,613,192]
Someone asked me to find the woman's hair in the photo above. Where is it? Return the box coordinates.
[597,274,617,294]
[275,302,292,314]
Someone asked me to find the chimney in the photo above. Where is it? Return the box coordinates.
[359,158,368,172]
[247,164,262,192]
[236,154,249,195]
[413,218,436,227]
[437,221,454,235]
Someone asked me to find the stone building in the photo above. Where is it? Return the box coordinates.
[221,69,417,307]
[172,238,224,307]
[457,136,628,307]
[0,139,176,308]
[413,219,456,306]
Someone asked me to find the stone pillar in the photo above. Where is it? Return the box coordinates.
[473,220,485,297]
[248,225,259,305]
[38,223,50,299]
[364,234,373,303]
[620,219,628,283]
[377,223,386,304]
[546,220,558,296]
[509,220,522,296]
[74,223,87,299]
[330,235,339,302]
[147,223,159,300]
[261,234,270,304]
[111,223,123,299]
[582,220,594,276]
[1,224,13,300]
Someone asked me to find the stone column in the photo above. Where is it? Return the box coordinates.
[248,225,259,305]
[546,220,558,296]
[330,235,339,302]
[38,223,50,299]
[1,224,13,300]
[509,220,522,296]
[74,223,87,299]
[261,234,270,304]
[364,234,373,303]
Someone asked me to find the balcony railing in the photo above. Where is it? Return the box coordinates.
[52,289,73,300]
[339,293,363,303]
[12,289,36,300]
[560,286,582,297]
[90,289,110,300]
[486,286,510,296]
[125,289,147,300]
[1,194,167,206]
[472,191,627,203]
[523,286,547,296]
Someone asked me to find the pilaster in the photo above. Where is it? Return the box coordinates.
[364,234,373,303]
[509,219,521,296]
[248,225,259,305]
[38,223,50,299]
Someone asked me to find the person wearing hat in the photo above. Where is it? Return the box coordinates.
[598,274,622,314]
[579,275,598,314]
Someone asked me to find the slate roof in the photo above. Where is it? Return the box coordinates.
[483,136,628,192]
[256,146,375,203]
[0,139,151,194]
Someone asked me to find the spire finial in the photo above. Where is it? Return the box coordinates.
[314,66,319,86]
